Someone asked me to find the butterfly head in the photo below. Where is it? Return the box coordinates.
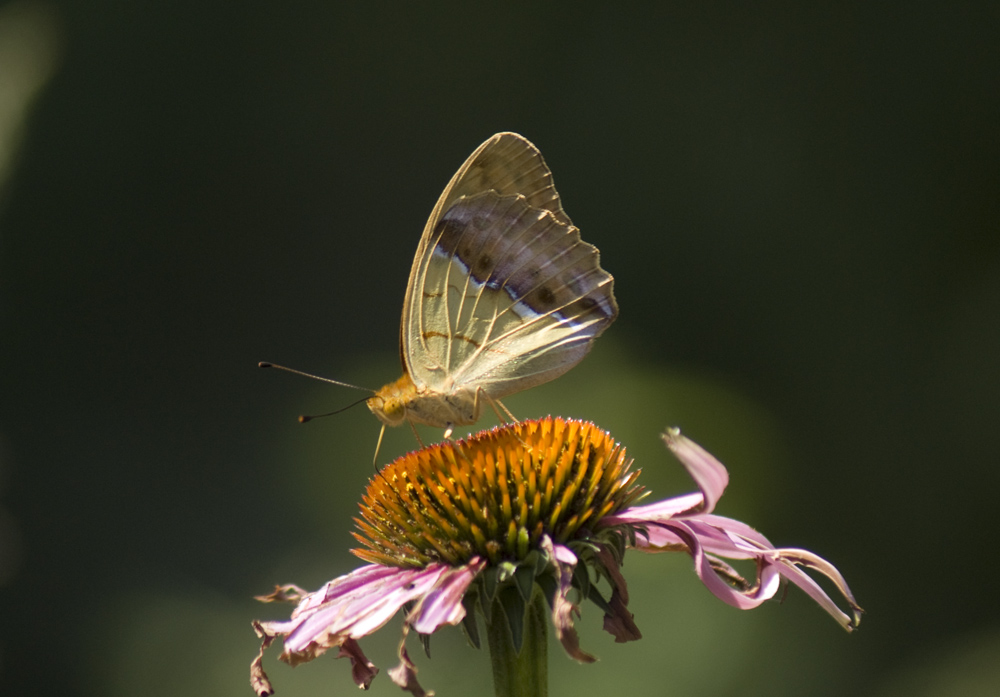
[367,373,417,427]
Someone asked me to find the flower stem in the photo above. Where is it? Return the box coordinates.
[486,589,548,697]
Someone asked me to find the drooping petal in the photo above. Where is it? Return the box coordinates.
[677,517,772,559]
[253,563,466,669]
[620,511,863,631]
[338,638,379,689]
[408,558,486,634]
[657,519,783,610]
[388,629,433,697]
[249,622,276,697]
[273,565,445,660]
[769,548,864,631]
[541,536,596,663]
[594,546,641,642]
[614,512,770,557]
[693,514,776,550]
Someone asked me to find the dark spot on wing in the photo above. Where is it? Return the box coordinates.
[526,285,557,311]
[474,253,493,276]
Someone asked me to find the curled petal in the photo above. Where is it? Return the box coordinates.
[250,621,276,697]
[659,520,782,610]
[254,584,308,605]
[595,546,641,642]
[541,536,596,663]
[602,588,642,642]
[678,518,771,560]
[602,429,730,532]
[338,638,378,690]
[627,516,862,631]
[693,514,776,551]
[770,548,864,631]
[662,428,729,513]
[388,630,433,697]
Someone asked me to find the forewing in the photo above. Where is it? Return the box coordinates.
[430,132,571,228]
[405,189,617,397]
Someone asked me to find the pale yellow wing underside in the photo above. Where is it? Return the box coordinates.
[398,133,618,406]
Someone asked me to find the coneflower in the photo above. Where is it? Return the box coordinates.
[251,417,861,697]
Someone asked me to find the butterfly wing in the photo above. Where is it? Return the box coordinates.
[400,133,617,401]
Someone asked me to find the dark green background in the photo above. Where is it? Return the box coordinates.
[2,2,998,696]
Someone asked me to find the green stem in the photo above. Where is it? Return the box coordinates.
[486,589,548,697]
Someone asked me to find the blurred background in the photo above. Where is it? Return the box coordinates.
[2,2,998,696]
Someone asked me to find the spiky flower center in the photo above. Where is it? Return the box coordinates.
[352,417,645,568]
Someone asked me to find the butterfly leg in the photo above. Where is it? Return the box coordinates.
[409,419,427,447]
[496,398,517,423]
[480,389,518,425]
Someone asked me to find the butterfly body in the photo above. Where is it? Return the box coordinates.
[367,373,480,428]
[368,133,617,432]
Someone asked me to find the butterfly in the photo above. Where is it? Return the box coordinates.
[366,132,618,435]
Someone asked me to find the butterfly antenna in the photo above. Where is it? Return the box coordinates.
[298,395,371,423]
[258,362,375,393]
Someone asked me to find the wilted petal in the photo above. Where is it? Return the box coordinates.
[541,536,596,663]
[388,631,434,697]
[338,637,378,689]
[595,546,641,642]
[249,622,276,697]
[769,548,864,631]
[602,588,642,642]
[280,565,448,658]
[254,584,308,605]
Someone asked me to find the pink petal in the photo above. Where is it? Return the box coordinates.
[605,492,706,525]
[693,514,776,549]
[409,558,486,634]
[542,537,596,663]
[661,428,729,513]
[282,566,445,654]
[660,520,782,610]
[770,548,864,631]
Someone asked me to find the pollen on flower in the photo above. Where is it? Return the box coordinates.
[352,417,646,567]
